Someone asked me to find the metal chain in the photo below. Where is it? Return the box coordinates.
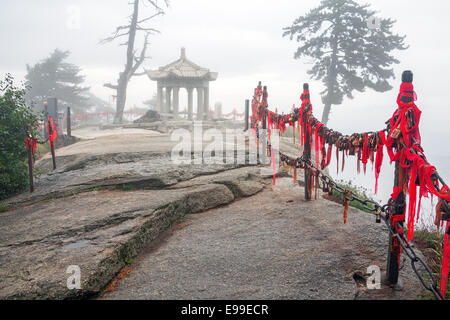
[276,148,445,300]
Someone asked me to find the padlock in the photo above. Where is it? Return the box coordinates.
[376,209,381,223]
[391,127,402,139]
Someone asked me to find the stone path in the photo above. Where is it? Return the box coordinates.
[103,178,427,300]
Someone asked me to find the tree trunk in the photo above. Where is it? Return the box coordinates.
[321,103,331,125]
[321,15,339,126]
[114,0,139,123]
[114,75,128,123]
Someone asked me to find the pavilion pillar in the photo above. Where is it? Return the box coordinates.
[173,87,179,118]
[197,88,204,120]
[187,88,194,121]
[203,86,209,120]
[157,83,163,113]
[165,87,172,114]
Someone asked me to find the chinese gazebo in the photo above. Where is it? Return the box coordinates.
[146,48,218,120]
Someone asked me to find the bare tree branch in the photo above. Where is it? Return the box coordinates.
[99,0,168,123]
[103,83,118,90]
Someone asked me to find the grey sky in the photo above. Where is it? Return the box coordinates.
[1,0,450,158]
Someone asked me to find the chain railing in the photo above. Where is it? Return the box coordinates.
[276,146,444,300]
[245,77,450,300]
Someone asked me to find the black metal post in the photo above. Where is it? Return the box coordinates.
[44,102,49,139]
[302,83,311,201]
[48,119,57,170]
[67,107,71,137]
[303,108,311,200]
[244,99,249,131]
[385,70,413,289]
[385,161,405,289]
[261,109,267,165]
[26,127,34,193]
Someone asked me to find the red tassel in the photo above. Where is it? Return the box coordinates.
[374,131,385,194]
[326,143,332,167]
[336,145,339,175]
[293,121,295,145]
[407,166,418,242]
[362,133,369,174]
[314,124,323,169]
[300,118,304,147]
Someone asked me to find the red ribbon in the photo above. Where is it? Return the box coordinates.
[26,136,37,155]
[314,123,324,169]
[47,117,58,148]
[374,131,385,194]
[326,142,332,168]
[361,133,369,174]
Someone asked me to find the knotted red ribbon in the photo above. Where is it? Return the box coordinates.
[26,136,37,155]
[361,133,369,174]
[374,131,386,194]
[47,116,58,148]
[314,123,324,169]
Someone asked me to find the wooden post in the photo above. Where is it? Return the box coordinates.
[26,127,34,193]
[244,99,249,131]
[67,107,71,137]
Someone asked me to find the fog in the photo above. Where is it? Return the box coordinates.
[1,0,450,218]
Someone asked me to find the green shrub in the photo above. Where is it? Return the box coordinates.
[0,74,38,200]
[332,180,377,213]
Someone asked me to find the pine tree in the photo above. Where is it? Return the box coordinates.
[283,0,408,124]
[25,49,90,113]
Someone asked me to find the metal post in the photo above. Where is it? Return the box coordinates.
[26,127,34,193]
[44,102,49,139]
[303,104,311,200]
[261,109,267,165]
[385,161,405,289]
[67,107,71,137]
[244,99,249,131]
[48,119,57,170]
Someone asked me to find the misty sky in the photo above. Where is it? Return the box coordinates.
[1,0,450,160]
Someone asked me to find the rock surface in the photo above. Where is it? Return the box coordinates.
[0,126,429,300]
[0,177,263,299]
[134,110,161,123]
[103,178,428,300]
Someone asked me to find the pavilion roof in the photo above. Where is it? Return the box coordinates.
[147,48,218,81]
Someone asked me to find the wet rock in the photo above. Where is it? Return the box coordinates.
[134,110,161,124]
[0,184,235,299]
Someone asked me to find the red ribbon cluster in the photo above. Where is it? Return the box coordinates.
[250,81,450,298]
[26,136,37,155]
[47,116,58,148]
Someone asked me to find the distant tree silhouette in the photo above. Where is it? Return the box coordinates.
[25,49,90,113]
[101,0,168,123]
[283,0,408,124]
